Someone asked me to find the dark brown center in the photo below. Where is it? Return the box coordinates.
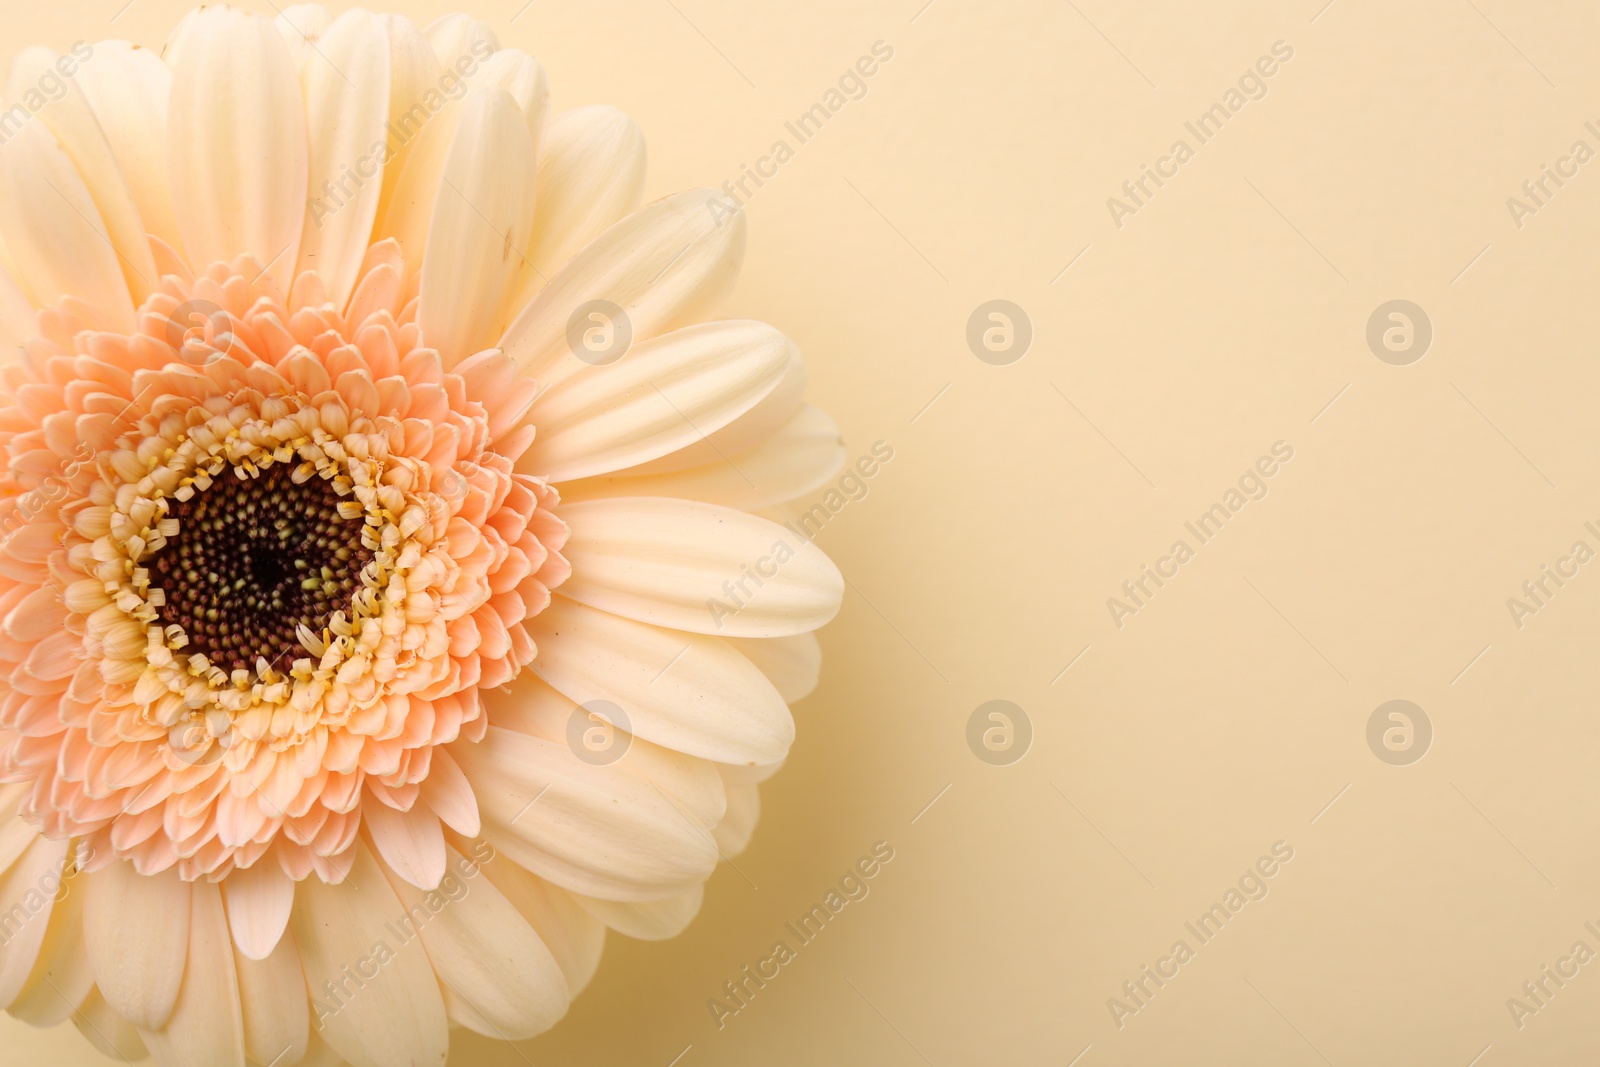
[146,463,374,675]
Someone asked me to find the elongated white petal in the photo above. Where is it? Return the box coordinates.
[621,342,805,478]
[6,864,93,1024]
[485,677,727,827]
[68,41,180,252]
[0,260,35,359]
[290,841,448,1067]
[525,597,793,765]
[11,46,157,302]
[559,404,847,512]
[718,757,785,787]
[416,85,535,364]
[572,885,703,940]
[374,14,441,228]
[373,13,496,271]
[273,5,333,73]
[375,842,568,1039]
[526,106,646,278]
[526,320,794,482]
[374,78,464,276]
[138,881,245,1067]
[560,497,842,637]
[713,777,761,856]
[424,14,498,68]
[726,631,822,703]
[500,188,745,381]
[471,48,549,144]
[221,857,294,961]
[234,930,309,1067]
[0,835,68,1007]
[0,120,133,328]
[453,726,719,901]
[364,798,447,890]
[83,860,189,1030]
[418,746,479,836]
[474,859,605,998]
[466,48,550,335]
[299,1030,346,1067]
[0,787,30,870]
[169,7,308,289]
[73,987,149,1062]
[296,8,390,308]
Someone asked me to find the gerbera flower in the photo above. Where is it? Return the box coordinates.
[0,7,845,1065]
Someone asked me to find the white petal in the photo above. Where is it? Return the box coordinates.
[621,340,805,478]
[372,14,496,272]
[0,119,133,328]
[500,188,745,381]
[572,885,703,941]
[416,85,535,365]
[75,41,180,252]
[559,404,848,512]
[0,260,35,358]
[713,778,761,856]
[424,15,498,68]
[169,7,308,289]
[364,798,447,890]
[11,46,157,302]
[5,861,94,1024]
[726,631,822,703]
[418,746,479,837]
[221,857,294,961]
[718,758,785,787]
[273,4,333,73]
[525,106,645,277]
[485,676,727,827]
[459,47,550,330]
[526,596,794,765]
[0,835,68,1006]
[295,9,391,309]
[560,497,841,637]
[375,842,568,1040]
[454,726,719,901]
[138,881,245,1067]
[289,841,448,1067]
[373,78,464,277]
[0,792,39,876]
[475,859,605,998]
[83,859,189,1031]
[373,14,442,229]
[234,928,309,1067]
[299,1029,347,1067]
[526,320,795,483]
[73,986,149,1062]
[470,48,549,144]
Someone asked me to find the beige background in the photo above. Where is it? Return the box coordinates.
[8,0,1600,1063]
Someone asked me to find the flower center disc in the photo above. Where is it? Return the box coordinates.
[146,464,376,675]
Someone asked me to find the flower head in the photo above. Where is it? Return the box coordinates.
[0,7,843,1065]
